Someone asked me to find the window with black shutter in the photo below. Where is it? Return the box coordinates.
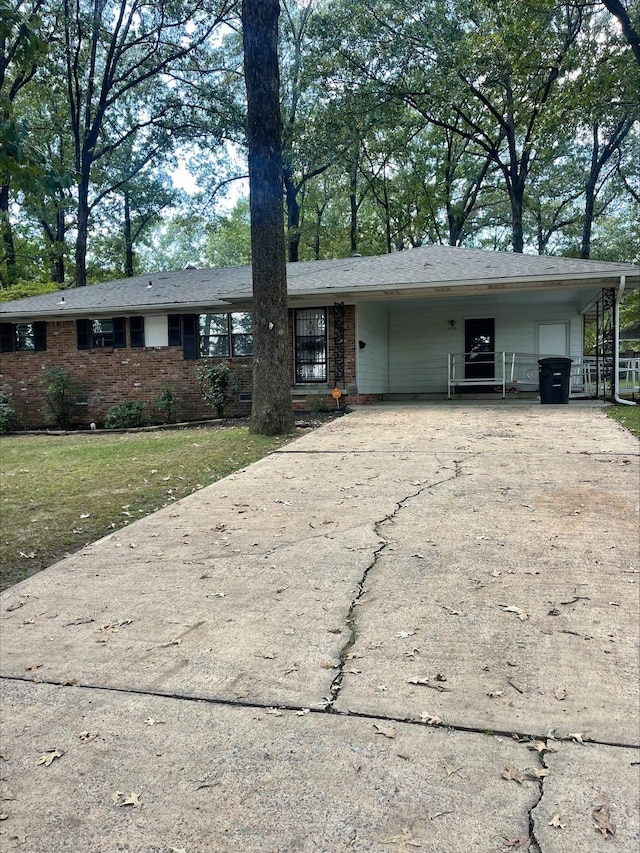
[168,315,182,346]
[130,316,145,348]
[77,318,126,349]
[0,322,47,352]
[1,323,14,352]
[182,314,198,360]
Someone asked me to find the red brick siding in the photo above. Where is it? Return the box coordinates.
[0,307,366,429]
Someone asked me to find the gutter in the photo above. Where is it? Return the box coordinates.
[614,275,635,407]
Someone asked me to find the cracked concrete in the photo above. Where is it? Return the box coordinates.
[1,402,638,851]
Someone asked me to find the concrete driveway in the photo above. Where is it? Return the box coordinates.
[1,403,638,852]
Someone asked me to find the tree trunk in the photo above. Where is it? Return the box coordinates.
[284,168,301,262]
[349,166,358,254]
[0,183,17,287]
[124,190,134,276]
[508,171,526,254]
[75,175,90,286]
[243,0,294,436]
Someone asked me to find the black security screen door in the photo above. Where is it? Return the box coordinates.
[465,318,495,379]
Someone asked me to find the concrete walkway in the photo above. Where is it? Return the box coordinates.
[1,403,638,852]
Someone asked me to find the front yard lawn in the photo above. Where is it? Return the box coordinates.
[0,424,293,591]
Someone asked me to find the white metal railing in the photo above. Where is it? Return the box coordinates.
[447,352,640,400]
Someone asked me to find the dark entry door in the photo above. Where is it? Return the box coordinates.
[465,318,495,379]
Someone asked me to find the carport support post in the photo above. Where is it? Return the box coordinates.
[614,275,634,407]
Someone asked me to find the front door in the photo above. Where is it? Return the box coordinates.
[465,318,495,379]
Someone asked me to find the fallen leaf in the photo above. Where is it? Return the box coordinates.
[592,794,616,838]
[80,513,91,519]
[395,630,416,638]
[548,813,565,829]
[144,718,165,726]
[526,768,550,780]
[6,597,28,612]
[64,616,96,627]
[0,813,9,820]
[119,792,142,808]
[295,708,310,716]
[78,731,99,744]
[346,651,363,660]
[420,713,443,726]
[565,731,590,744]
[554,687,567,701]
[38,749,64,766]
[442,606,463,616]
[0,785,16,801]
[443,763,464,778]
[408,677,451,692]
[501,763,525,784]
[380,827,421,849]
[266,708,283,717]
[373,723,396,739]
[527,740,557,754]
[487,689,504,698]
[320,659,338,669]
[111,790,124,805]
[499,605,528,621]
[500,838,529,851]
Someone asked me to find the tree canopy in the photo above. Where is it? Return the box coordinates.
[0,0,638,292]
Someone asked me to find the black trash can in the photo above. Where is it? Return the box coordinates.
[538,357,573,404]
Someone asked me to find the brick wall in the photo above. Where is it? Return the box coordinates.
[0,319,253,428]
[0,305,365,429]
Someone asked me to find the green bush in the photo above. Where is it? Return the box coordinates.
[195,360,236,418]
[41,368,81,429]
[104,401,146,429]
[153,386,179,423]
[0,404,20,434]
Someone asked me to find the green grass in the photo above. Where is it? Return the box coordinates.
[0,425,293,592]
[606,404,640,439]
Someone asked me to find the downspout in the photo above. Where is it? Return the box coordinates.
[614,275,635,406]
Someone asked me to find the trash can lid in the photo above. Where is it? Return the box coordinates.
[538,357,573,365]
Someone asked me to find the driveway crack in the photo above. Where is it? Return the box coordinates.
[326,461,463,711]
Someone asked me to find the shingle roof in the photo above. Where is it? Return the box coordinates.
[1,245,637,320]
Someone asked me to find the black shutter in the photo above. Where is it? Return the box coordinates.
[130,316,145,348]
[168,314,182,346]
[182,314,198,360]
[33,321,47,351]
[0,323,13,353]
[113,317,126,348]
[77,319,91,350]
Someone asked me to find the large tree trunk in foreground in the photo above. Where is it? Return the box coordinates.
[243,0,294,435]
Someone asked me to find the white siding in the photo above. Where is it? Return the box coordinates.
[145,315,169,347]
[387,297,583,393]
[356,303,389,393]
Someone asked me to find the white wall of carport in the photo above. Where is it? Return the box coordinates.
[355,302,390,393]
[356,297,584,394]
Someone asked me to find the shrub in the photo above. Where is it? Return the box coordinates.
[153,386,178,423]
[104,401,146,429]
[41,368,80,429]
[195,360,236,418]
[0,403,19,434]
